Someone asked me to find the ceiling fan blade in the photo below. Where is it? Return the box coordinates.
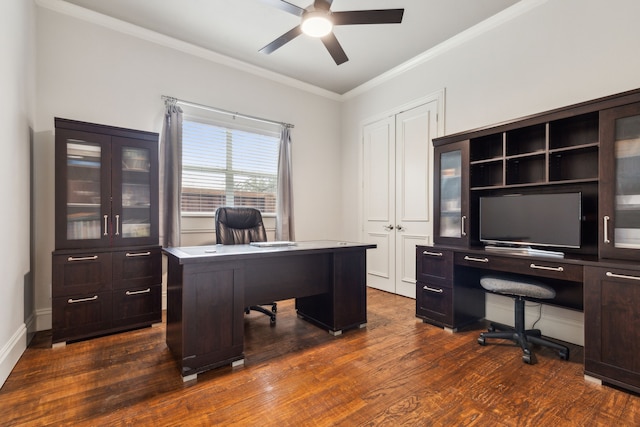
[321,32,348,65]
[332,9,404,26]
[259,26,303,54]
[261,0,305,17]
[313,0,333,11]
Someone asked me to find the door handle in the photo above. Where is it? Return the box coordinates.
[461,215,467,236]
[603,215,610,244]
[463,255,489,263]
[530,263,564,272]
[606,271,640,281]
[396,225,404,231]
[383,224,394,231]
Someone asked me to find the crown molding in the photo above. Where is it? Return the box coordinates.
[36,0,547,103]
[35,0,343,101]
[342,0,549,100]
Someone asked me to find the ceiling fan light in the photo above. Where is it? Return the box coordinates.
[301,12,333,37]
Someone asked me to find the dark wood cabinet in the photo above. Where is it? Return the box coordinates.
[415,247,484,330]
[425,88,640,394]
[599,102,640,261]
[433,141,470,247]
[52,119,161,345]
[584,266,640,394]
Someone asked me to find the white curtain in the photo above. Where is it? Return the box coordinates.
[276,126,295,241]
[159,100,183,247]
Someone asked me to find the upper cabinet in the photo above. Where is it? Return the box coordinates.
[54,118,159,250]
[599,102,640,260]
[434,140,469,247]
[432,88,640,257]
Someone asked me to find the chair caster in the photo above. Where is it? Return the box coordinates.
[522,353,533,364]
[487,325,496,332]
[272,305,277,313]
[270,316,276,325]
[477,336,486,346]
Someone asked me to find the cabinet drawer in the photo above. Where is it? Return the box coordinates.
[112,284,161,327]
[52,252,112,297]
[454,253,583,282]
[112,247,162,289]
[52,291,112,343]
[416,282,453,327]
[416,247,454,285]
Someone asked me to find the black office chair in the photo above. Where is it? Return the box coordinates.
[477,274,570,364]
[214,207,277,324]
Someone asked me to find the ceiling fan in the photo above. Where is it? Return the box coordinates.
[259,0,404,65]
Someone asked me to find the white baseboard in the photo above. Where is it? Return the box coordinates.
[36,308,52,332]
[0,323,27,388]
[485,293,584,346]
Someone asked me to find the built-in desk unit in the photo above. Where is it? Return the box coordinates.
[418,88,640,395]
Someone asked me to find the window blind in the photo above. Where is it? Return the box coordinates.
[181,116,279,215]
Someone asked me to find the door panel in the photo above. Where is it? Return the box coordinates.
[363,117,395,293]
[363,99,439,297]
[395,102,436,298]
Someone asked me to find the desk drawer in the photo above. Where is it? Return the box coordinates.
[416,247,454,285]
[455,253,583,282]
[416,281,452,327]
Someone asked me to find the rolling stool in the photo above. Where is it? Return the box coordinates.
[477,274,570,364]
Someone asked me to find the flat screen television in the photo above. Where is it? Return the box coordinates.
[479,192,582,249]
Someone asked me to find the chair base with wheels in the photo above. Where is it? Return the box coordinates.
[477,274,570,364]
[245,303,277,324]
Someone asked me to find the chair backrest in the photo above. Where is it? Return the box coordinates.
[215,207,267,245]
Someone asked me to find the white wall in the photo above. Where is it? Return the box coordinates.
[0,0,36,386]
[340,0,640,345]
[32,6,344,330]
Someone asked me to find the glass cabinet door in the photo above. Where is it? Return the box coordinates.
[112,137,159,246]
[55,130,111,249]
[434,140,469,246]
[600,103,640,260]
[66,142,103,240]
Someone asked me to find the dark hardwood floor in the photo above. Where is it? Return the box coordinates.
[1,288,639,426]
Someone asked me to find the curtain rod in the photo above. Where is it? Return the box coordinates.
[161,95,294,129]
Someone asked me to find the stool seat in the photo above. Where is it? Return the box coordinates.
[477,274,569,364]
[480,275,555,299]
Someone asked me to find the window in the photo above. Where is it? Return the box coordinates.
[181,116,280,215]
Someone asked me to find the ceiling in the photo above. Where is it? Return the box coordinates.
[61,0,520,95]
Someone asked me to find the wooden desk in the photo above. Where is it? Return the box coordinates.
[163,241,376,380]
[416,245,640,394]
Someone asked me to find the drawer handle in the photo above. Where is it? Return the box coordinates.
[68,295,98,304]
[126,288,151,296]
[423,251,443,257]
[464,256,489,263]
[606,271,640,281]
[423,285,443,294]
[530,263,564,272]
[67,255,98,262]
[126,251,151,257]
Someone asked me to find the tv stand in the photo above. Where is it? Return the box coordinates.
[484,245,565,258]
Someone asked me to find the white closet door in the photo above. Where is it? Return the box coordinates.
[394,101,436,298]
[363,117,396,293]
[363,100,438,297]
